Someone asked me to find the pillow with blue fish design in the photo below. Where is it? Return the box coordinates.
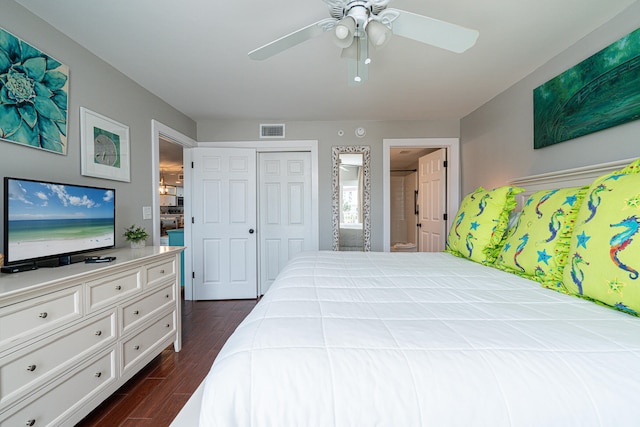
[495,186,587,291]
[563,158,640,315]
[445,186,523,264]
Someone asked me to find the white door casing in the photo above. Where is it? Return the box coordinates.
[258,152,313,294]
[192,147,257,300]
[383,138,460,252]
[418,149,447,252]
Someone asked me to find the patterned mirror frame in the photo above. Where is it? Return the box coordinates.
[331,145,371,251]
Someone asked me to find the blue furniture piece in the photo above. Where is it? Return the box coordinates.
[167,229,185,286]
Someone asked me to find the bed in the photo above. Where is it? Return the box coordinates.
[197,158,640,426]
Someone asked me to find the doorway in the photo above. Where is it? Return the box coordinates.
[383,138,460,252]
[389,147,437,251]
[159,138,184,243]
[151,120,197,298]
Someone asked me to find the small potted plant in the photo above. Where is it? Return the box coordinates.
[123,224,149,248]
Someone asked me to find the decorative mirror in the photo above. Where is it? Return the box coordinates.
[332,145,371,251]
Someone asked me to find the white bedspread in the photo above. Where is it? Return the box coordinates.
[200,251,640,426]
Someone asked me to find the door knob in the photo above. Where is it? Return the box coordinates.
[249,229,255,234]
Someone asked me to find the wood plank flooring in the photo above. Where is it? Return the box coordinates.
[76,298,257,427]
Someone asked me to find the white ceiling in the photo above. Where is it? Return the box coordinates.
[14,0,637,123]
[390,147,435,171]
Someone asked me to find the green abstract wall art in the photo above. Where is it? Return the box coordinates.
[534,27,640,149]
[0,27,69,155]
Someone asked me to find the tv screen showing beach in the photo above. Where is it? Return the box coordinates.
[4,178,115,264]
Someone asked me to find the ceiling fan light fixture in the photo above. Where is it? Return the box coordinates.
[335,25,350,40]
[333,16,356,48]
[366,19,392,49]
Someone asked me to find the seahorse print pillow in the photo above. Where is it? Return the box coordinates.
[445,186,523,264]
[563,162,640,315]
[495,186,587,291]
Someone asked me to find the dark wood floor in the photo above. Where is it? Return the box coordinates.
[76,298,257,427]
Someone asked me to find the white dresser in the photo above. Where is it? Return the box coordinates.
[0,246,183,427]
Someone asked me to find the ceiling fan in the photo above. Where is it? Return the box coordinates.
[248,0,479,85]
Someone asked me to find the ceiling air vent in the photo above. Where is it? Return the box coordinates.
[260,124,285,139]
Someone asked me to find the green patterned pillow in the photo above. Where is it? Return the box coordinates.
[495,187,587,291]
[446,186,523,264]
[563,162,640,315]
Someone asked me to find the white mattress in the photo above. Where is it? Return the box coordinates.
[200,251,640,426]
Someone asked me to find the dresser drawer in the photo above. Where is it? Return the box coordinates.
[0,285,82,350]
[145,257,175,288]
[0,349,116,427]
[86,268,142,312]
[121,310,176,375]
[121,284,175,335]
[0,310,116,409]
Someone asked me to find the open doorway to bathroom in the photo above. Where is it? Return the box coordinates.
[383,138,460,252]
[389,147,437,252]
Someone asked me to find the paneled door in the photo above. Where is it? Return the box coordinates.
[192,147,257,299]
[418,149,447,252]
[258,152,313,294]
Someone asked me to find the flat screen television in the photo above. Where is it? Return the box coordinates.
[3,177,115,271]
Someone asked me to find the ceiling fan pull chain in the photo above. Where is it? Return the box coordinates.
[354,36,361,82]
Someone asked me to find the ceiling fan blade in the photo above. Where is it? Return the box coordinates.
[387,8,479,53]
[248,18,337,60]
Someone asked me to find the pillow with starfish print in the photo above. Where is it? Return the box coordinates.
[563,157,640,315]
[495,186,587,291]
[445,186,523,264]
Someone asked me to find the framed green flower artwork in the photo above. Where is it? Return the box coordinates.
[0,27,69,155]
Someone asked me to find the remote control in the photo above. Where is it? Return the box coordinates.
[85,256,116,263]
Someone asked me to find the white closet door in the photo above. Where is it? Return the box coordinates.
[258,152,313,295]
[418,149,447,252]
[192,147,257,300]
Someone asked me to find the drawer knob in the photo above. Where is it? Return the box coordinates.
[160,269,165,274]
[115,285,122,291]
[133,310,140,315]
[26,420,36,426]
[38,312,48,319]
[95,330,102,336]
[166,294,170,298]
[166,324,171,328]
[27,364,37,372]
[95,372,102,378]
[134,345,140,350]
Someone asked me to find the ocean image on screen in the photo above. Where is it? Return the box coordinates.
[7,179,115,263]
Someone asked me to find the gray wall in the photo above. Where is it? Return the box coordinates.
[198,119,460,250]
[460,2,640,195]
[0,1,197,249]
